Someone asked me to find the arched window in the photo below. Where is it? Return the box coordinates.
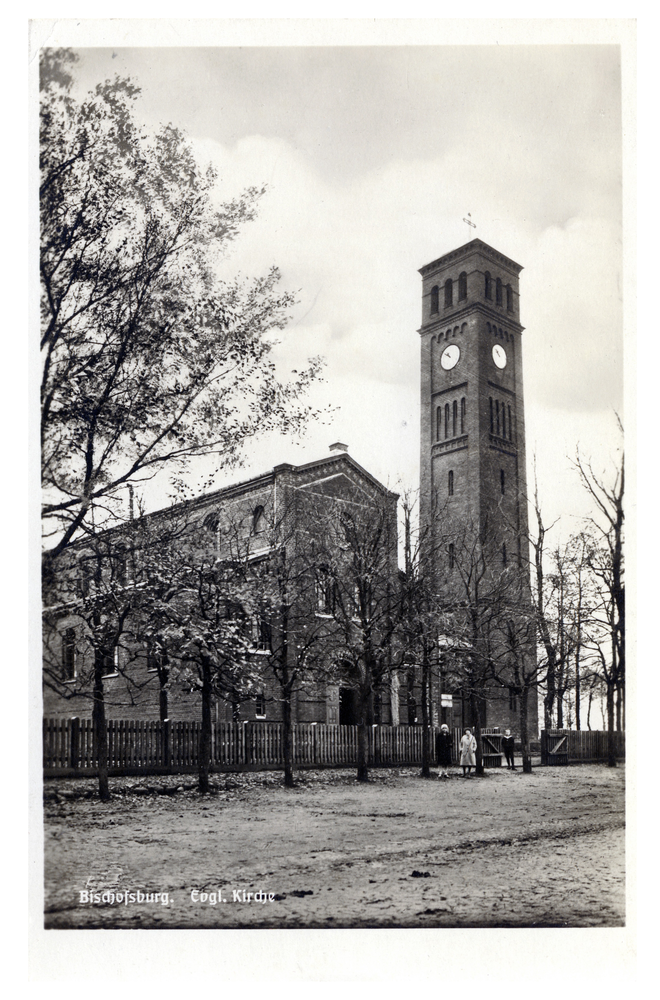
[436,406,442,441]
[508,405,513,440]
[448,470,454,496]
[253,505,266,534]
[485,272,492,299]
[430,285,439,314]
[495,400,500,436]
[500,469,505,495]
[444,279,453,308]
[444,403,450,439]
[506,284,513,312]
[489,397,494,434]
[62,628,76,681]
[203,511,220,552]
[461,397,466,434]
[458,272,467,301]
[452,400,458,436]
[501,403,506,440]
[496,278,503,306]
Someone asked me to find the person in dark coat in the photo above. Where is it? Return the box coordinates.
[436,724,453,778]
[502,729,516,769]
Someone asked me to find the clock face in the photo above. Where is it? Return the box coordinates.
[441,345,460,370]
[492,344,507,369]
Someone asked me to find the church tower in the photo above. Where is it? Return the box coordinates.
[418,238,536,732]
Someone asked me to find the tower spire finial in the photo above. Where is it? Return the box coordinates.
[462,213,476,238]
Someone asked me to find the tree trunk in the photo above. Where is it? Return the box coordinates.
[282,677,294,789]
[616,683,623,732]
[470,689,484,775]
[356,684,370,782]
[420,647,431,778]
[198,655,213,793]
[606,680,617,768]
[574,649,581,731]
[92,651,110,801]
[519,686,532,773]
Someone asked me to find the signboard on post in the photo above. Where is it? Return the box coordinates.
[440,694,453,708]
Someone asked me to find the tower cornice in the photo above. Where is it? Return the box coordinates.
[418,300,525,336]
[419,238,523,278]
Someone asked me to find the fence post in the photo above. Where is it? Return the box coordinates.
[540,730,547,766]
[70,717,80,771]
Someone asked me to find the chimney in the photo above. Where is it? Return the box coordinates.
[329,442,349,453]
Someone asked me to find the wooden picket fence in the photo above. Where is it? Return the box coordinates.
[540,729,625,765]
[44,719,498,776]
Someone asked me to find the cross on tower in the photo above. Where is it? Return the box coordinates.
[462,213,476,237]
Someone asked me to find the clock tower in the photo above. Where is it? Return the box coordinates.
[418,238,537,732]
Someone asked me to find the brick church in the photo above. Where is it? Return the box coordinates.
[43,238,538,737]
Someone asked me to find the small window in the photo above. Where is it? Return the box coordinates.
[62,628,76,680]
[444,403,450,439]
[501,404,506,440]
[485,272,492,300]
[253,506,266,535]
[256,617,272,651]
[448,470,454,496]
[500,469,505,495]
[460,397,466,434]
[113,547,127,587]
[458,272,467,301]
[448,543,455,570]
[436,406,442,441]
[452,400,458,436]
[444,279,453,308]
[496,278,503,306]
[102,647,118,676]
[489,397,494,434]
[495,400,500,437]
[430,285,439,314]
[315,568,335,615]
[506,285,513,312]
[508,405,513,441]
[255,691,266,718]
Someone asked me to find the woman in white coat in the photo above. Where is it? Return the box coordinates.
[459,728,477,777]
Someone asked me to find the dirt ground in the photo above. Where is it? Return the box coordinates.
[43,763,625,929]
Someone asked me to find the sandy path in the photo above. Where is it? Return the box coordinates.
[43,764,625,928]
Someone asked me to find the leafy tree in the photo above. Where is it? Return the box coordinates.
[40,49,321,559]
[312,494,400,781]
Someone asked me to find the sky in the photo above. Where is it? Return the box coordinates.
[61,35,626,542]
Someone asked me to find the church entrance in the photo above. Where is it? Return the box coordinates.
[339,687,359,725]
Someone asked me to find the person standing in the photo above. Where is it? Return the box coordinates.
[436,724,453,778]
[502,729,516,770]
[459,728,477,777]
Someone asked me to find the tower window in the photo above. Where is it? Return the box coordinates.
[448,470,454,496]
[496,400,501,437]
[448,543,455,570]
[444,403,450,439]
[444,279,453,308]
[436,406,442,441]
[508,405,513,441]
[500,469,505,495]
[502,543,507,566]
[489,397,494,434]
[430,285,439,314]
[501,404,506,440]
[452,400,458,436]
[496,278,503,306]
[62,628,76,680]
[461,397,466,434]
[485,272,492,299]
[458,272,467,301]
[506,284,513,312]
